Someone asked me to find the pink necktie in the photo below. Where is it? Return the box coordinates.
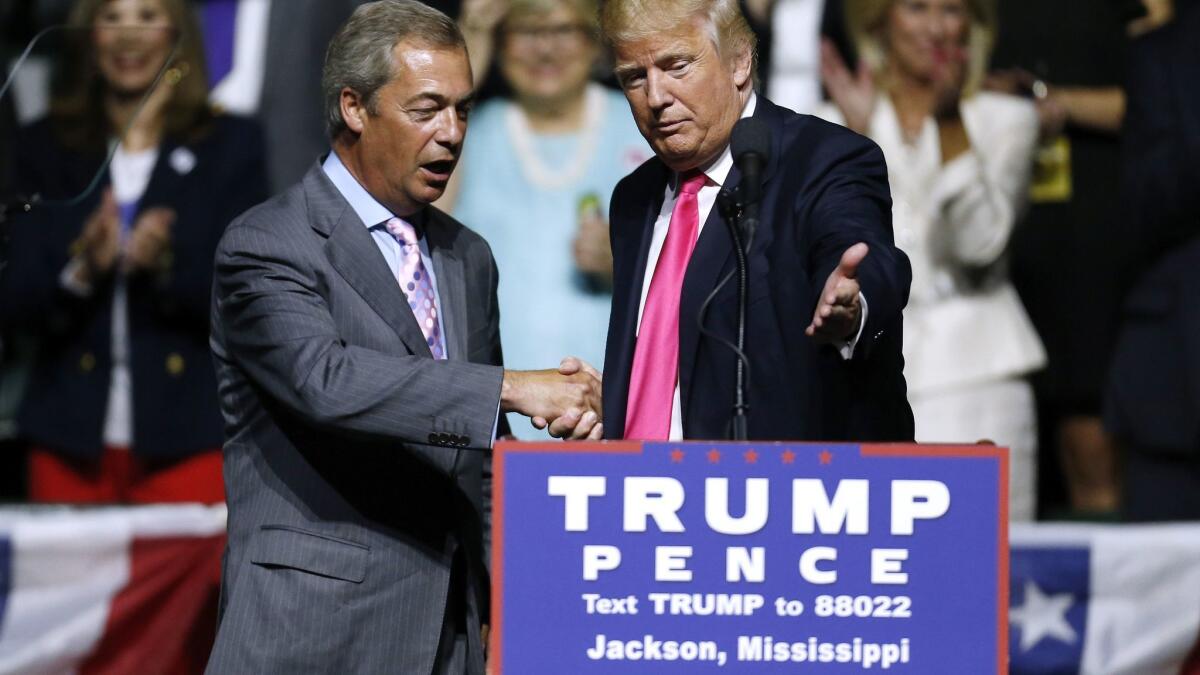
[624,171,707,440]
[385,217,446,360]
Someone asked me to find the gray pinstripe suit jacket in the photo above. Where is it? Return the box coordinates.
[206,163,504,674]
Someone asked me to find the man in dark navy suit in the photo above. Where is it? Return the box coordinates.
[1106,0,1200,521]
[598,0,913,442]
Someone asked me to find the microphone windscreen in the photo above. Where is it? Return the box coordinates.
[731,117,771,164]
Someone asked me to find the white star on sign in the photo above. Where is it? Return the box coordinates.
[1009,580,1079,652]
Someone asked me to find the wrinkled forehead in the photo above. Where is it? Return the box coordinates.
[392,41,470,82]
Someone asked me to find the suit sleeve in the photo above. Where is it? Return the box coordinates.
[212,221,505,449]
[803,133,912,358]
[480,240,506,566]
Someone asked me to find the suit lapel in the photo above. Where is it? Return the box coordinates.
[607,163,669,437]
[424,211,469,362]
[307,169,434,358]
[423,210,467,470]
[677,97,788,427]
[139,140,186,210]
[678,163,739,421]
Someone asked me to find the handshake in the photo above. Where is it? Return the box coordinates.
[501,357,603,440]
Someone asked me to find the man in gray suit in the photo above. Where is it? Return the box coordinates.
[206,2,602,672]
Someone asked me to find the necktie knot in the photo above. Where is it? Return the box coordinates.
[678,171,707,196]
[384,217,418,246]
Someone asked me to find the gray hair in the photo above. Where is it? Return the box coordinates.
[322,0,466,139]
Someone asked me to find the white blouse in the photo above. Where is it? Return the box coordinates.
[815,91,1046,395]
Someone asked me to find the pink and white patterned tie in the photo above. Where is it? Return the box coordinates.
[385,217,446,359]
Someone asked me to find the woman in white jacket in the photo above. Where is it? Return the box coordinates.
[816,0,1045,520]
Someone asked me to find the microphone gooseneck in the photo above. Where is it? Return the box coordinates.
[727,118,772,439]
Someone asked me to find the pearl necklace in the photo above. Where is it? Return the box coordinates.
[505,83,607,191]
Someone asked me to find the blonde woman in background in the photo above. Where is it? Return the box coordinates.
[816,0,1045,520]
[444,0,649,439]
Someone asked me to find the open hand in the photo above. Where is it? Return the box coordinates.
[75,188,122,282]
[806,243,867,344]
[820,38,875,135]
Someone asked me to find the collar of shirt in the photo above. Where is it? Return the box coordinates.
[322,150,426,235]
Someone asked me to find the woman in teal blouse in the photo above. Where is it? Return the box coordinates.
[446,0,649,439]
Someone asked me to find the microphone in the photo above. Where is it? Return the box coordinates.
[730,117,771,246]
[709,118,769,441]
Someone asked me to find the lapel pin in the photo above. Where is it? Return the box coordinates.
[170,147,196,175]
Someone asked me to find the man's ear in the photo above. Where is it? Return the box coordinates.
[340,87,368,134]
[731,44,753,90]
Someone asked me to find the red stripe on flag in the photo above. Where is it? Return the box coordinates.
[80,535,224,675]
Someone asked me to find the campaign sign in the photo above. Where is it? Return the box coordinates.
[491,441,1008,674]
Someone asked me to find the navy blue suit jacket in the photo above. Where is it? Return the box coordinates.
[0,115,267,461]
[603,97,914,441]
[1106,1,1200,455]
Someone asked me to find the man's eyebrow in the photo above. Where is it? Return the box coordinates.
[614,50,693,79]
[613,63,642,79]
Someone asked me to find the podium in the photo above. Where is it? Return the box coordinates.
[490,441,1008,674]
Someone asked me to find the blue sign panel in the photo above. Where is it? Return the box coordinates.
[492,441,1008,674]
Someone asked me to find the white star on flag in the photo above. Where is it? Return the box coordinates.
[1009,580,1079,652]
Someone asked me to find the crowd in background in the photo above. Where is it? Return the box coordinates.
[0,0,1197,524]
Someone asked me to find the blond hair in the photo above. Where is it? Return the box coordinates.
[599,0,758,76]
[845,0,995,96]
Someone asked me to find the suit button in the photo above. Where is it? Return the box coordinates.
[439,433,451,444]
[166,353,185,376]
[428,433,438,444]
[79,352,96,373]
[460,436,471,447]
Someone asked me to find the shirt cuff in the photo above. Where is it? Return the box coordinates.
[59,257,95,297]
[490,399,501,447]
[838,292,868,360]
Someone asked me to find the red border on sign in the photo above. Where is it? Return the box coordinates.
[861,443,1011,675]
[491,441,1010,675]
[491,440,642,673]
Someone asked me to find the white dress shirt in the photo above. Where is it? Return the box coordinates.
[634,93,865,440]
